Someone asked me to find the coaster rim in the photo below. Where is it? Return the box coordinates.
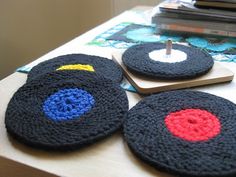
[27,53,123,83]
[124,90,236,177]
[122,43,214,80]
[6,71,128,151]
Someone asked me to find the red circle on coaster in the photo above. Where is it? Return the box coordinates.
[165,109,221,142]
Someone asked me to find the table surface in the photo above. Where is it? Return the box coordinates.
[1,6,236,177]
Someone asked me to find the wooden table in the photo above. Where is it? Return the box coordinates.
[1,6,236,177]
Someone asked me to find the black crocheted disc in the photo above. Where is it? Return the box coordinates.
[122,43,214,79]
[27,54,123,83]
[5,71,128,151]
[124,90,236,177]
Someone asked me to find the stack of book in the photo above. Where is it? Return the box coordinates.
[195,0,236,10]
[152,0,236,37]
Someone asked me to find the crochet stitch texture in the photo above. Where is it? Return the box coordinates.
[56,64,95,72]
[124,90,236,177]
[27,54,123,83]
[43,88,95,121]
[122,43,214,79]
[5,71,128,150]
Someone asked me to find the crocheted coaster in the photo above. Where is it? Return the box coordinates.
[5,71,128,150]
[107,24,182,43]
[122,43,214,79]
[27,54,123,83]
[124,90,236,177]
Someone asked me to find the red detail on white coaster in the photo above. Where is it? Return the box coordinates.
[165,109,221,142]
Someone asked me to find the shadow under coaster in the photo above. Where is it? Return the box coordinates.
[112,51,234,94]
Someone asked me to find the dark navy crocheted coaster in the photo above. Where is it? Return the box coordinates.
[27,54,123,83]
[124,90,236,177]
[5,71,128,151]
[122,43,214,80]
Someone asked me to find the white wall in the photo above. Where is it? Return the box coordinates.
[0,0,160,79]
[112,0,160,15]
[0,0,112,79]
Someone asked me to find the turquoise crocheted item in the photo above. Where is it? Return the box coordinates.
[87,23,236,63]
[186,37,236,52]
[89,23,183,49]
[125,27,182,43]
[125,27,159,42]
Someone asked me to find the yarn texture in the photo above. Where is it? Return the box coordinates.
[27,54,123,83]
[165,108,221,142]
[56,64,95,72]
[124,90,236,177]
[5,71,128,150]
[43,88,95,121]
[122,42,214,79]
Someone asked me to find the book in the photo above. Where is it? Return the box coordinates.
[159,0,236,18]
[151,0,236,37]
[156,23,236,37]
[201,0,236,3]
[154,11,234,23]
[154,16,236,32]
[195,0,236,10]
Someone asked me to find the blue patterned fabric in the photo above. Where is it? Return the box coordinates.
[125,27,182,43]
[43,88,95,121]
[126,27,159,42]
[88,23,182,49]
[88,23,236,63]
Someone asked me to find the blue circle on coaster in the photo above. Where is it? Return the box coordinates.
[43,88,95,121]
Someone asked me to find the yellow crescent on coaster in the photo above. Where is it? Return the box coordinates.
[56,64,95,72]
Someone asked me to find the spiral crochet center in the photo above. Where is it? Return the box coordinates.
[43,88,95,121]
[165,108,221,142]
